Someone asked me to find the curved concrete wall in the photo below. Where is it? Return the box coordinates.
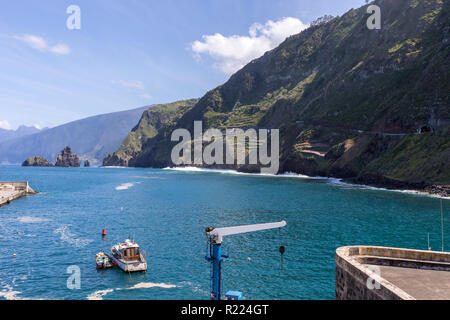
[336,246,450,300]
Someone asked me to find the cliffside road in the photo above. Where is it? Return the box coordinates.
[348,129,418,137]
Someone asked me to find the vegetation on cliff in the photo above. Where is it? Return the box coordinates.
[104,0,449,191]
[103,99,198,166]
[22,156,53,167]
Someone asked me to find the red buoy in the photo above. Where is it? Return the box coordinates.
[102,229,107,236]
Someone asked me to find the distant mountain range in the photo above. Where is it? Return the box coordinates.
[103,99,198,167]
[0,106,150,165]
[0,125,46,142]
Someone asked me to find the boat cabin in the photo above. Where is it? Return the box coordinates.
[123,246,140,261]
[114,240,141,261]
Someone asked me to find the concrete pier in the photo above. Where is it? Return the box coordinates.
[336,246,450,300]
[0,181,37,207]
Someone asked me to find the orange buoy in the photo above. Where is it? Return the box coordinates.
[102,229,107,236]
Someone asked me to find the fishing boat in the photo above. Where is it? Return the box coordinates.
[108,239,147,272]
[95,251,115,269]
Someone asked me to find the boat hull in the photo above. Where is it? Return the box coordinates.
[96,252,115,269]
[106,253,147,272]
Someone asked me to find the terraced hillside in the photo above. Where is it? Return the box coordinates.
[105,0,449,194]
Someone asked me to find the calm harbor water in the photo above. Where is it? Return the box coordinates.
[0,165,448,300]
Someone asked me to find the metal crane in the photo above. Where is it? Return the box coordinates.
[205,220,287,300]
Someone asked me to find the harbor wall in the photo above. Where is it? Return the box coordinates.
[0,181,36,206]
[335,246,450,300]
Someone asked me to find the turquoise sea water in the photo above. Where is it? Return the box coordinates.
[0,165,448,300]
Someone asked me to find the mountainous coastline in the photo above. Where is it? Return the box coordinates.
[0,106,149,165]
[103,99,198,167]
[0,125,45,143]
[105,0,449,195]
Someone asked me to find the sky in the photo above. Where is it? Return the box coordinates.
[0,0,366,130]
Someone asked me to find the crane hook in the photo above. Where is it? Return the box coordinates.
[279,246,285,272]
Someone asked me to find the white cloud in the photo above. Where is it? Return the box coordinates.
[0,120,12,130]
[191,17,308,75]
[13,34,71,55]
[111,80,145,90]
[140,93,152,99]
[49,43,71,55]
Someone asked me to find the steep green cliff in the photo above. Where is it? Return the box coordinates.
[106,0,450,190]
[103,99,198,166]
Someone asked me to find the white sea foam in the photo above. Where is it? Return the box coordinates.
[163,166,240,174]
[164,166,284,178]
[11,275,28,286]
[126,282,177,290]
[17,216,50,223]
[163,167,450,199]
[278,171,326,179]
[133,175,162,179]
[102,166,127,169]
[164,166,322,179]
[115,183,134,190]
[179,281,209,296]
[0,285,23,300]
[54,226,93,248]
[0,273,37,300]
[87,289,114,300]
[87,282,176,300]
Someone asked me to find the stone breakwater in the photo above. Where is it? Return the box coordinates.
[336,246,450,300]
[0,182,37,207]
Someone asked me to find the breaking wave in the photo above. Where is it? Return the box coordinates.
[87,289,114,300]
[162,167,449,199]
[87,282,177,300]
[0,284,23,300]
[17,216,51,224]
[115,183,134,190]
[125,282,177,290]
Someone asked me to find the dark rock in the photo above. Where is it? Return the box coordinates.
[424,185,450,198]
[55,146,80,167]
[84,160,90,167]
[22,156,54,167]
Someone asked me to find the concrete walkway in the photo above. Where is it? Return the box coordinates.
[372,265,450,300]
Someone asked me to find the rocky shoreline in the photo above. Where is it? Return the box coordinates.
[345,174,450,198]
[160,164,450,199]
